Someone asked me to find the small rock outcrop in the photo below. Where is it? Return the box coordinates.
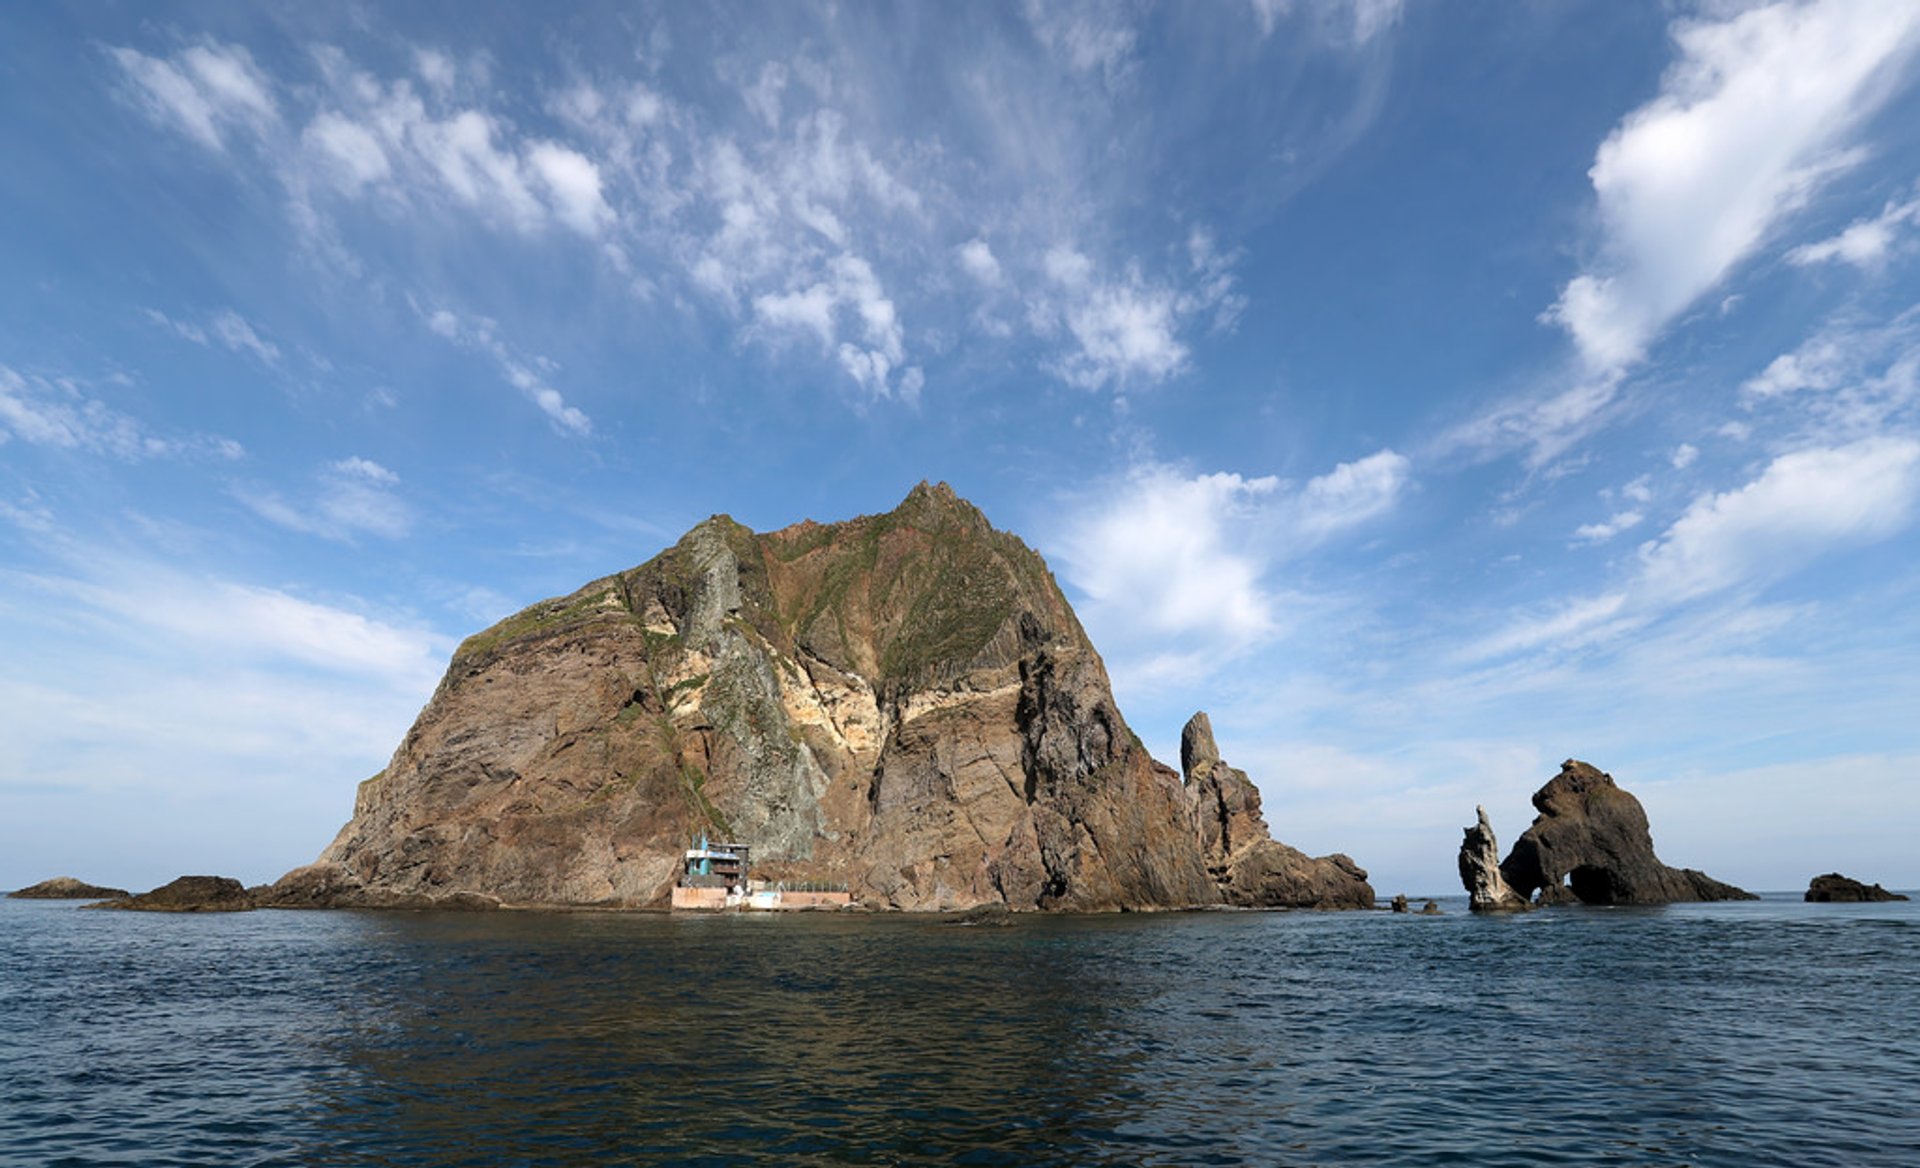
[8,877,130,900]
[1458,806,1528,912]
[1181,712,1375,910]
[1486,761,1754,906]
[93,876,257,913]
[1805,873,1909,902]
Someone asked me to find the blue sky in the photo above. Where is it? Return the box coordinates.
[5,1,1920,896]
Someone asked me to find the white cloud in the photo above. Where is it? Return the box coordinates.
[1036,247,1227,391]
[957,238,1002,285]
[1638,437,1920,604]
[1671,443,1699,469]
[1788,189,1920,268]
[528,141,614,236]
[1573,509,1644,545]
[1546,2,1920,371]
[1295,449,1410,538]
[304,111,391,192]
[108,42,277,152]
[419,307,593,435]
[415,48,456,93]
[1058,466,1281,643]
[1739,311,1920,442]
[750,253,917,398]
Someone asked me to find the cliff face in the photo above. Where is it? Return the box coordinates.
[308,483,1227,910]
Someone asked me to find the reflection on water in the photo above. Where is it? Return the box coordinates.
[3,898,1917,1166]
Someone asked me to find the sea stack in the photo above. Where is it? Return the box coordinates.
[1180,712,1374,909]
[273,484,1372,912]
[1457,806,1528,912]
[1463,761,1754,907]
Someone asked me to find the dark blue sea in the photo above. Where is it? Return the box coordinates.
[3,894,1916,1167]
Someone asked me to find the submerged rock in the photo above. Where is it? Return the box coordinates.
[93,876,256,913]
[1419,900,1442,916]
[1494,761,1754,906]
[1458,806,1529,912]
[293,484,1359,912]
[1181,712,1375,910]
[1805,873,1909,902]
[8,877,130,900]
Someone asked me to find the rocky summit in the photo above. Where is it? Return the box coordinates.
[281,483,1368,912]
[1463,760,1754,907]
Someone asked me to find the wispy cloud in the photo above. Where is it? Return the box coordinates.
[108,42,277,152]
[422,307,592,435]
[1788,186,1920,269]
[0,364,241,461]
[236,456,411,542]
[1472,436,1920,661]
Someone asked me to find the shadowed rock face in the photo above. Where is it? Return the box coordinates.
[8,877,130,900]
[299,484,1234,911]
[1495,761,1754,906]
[1805,873,1909,902]
[1458,807,1528,912]
[1180,712,1375,910]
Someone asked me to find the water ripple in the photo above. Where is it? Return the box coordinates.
[3,896,1917,1165]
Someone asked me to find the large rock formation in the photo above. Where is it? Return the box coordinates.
[8,877,130,900]
[1805,873,1909,902]
[1180,712,1375,909]
[1477,761,1754,906]
[1457,806,1528,912]
[294,484,1360,911]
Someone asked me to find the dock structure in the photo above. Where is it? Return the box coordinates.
[669,834,853,911]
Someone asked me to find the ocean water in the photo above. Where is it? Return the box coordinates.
[2,895,1915,1167]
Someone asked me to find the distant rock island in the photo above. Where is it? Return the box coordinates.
[250,483,1372,912]
[8,877,129,900]
[88,875,255,913]
[1805,873,1909,902]
[1459,760,1754,909]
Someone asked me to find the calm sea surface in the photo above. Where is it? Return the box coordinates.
[2,894,1916,1167]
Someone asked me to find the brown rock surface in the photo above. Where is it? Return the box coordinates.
[1805,873,1909,902]
[8,877,130,900]
[1458,806,1529,912]
[1180,712,1375,909]
[1496,761,1755,906]
[93,875,256,913]
[302,484,1243,911]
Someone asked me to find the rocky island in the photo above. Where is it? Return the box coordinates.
[246,483,1371,913]
[1460,760,1754,909]
[1805,873,1909,902]
[8,877,130,900]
